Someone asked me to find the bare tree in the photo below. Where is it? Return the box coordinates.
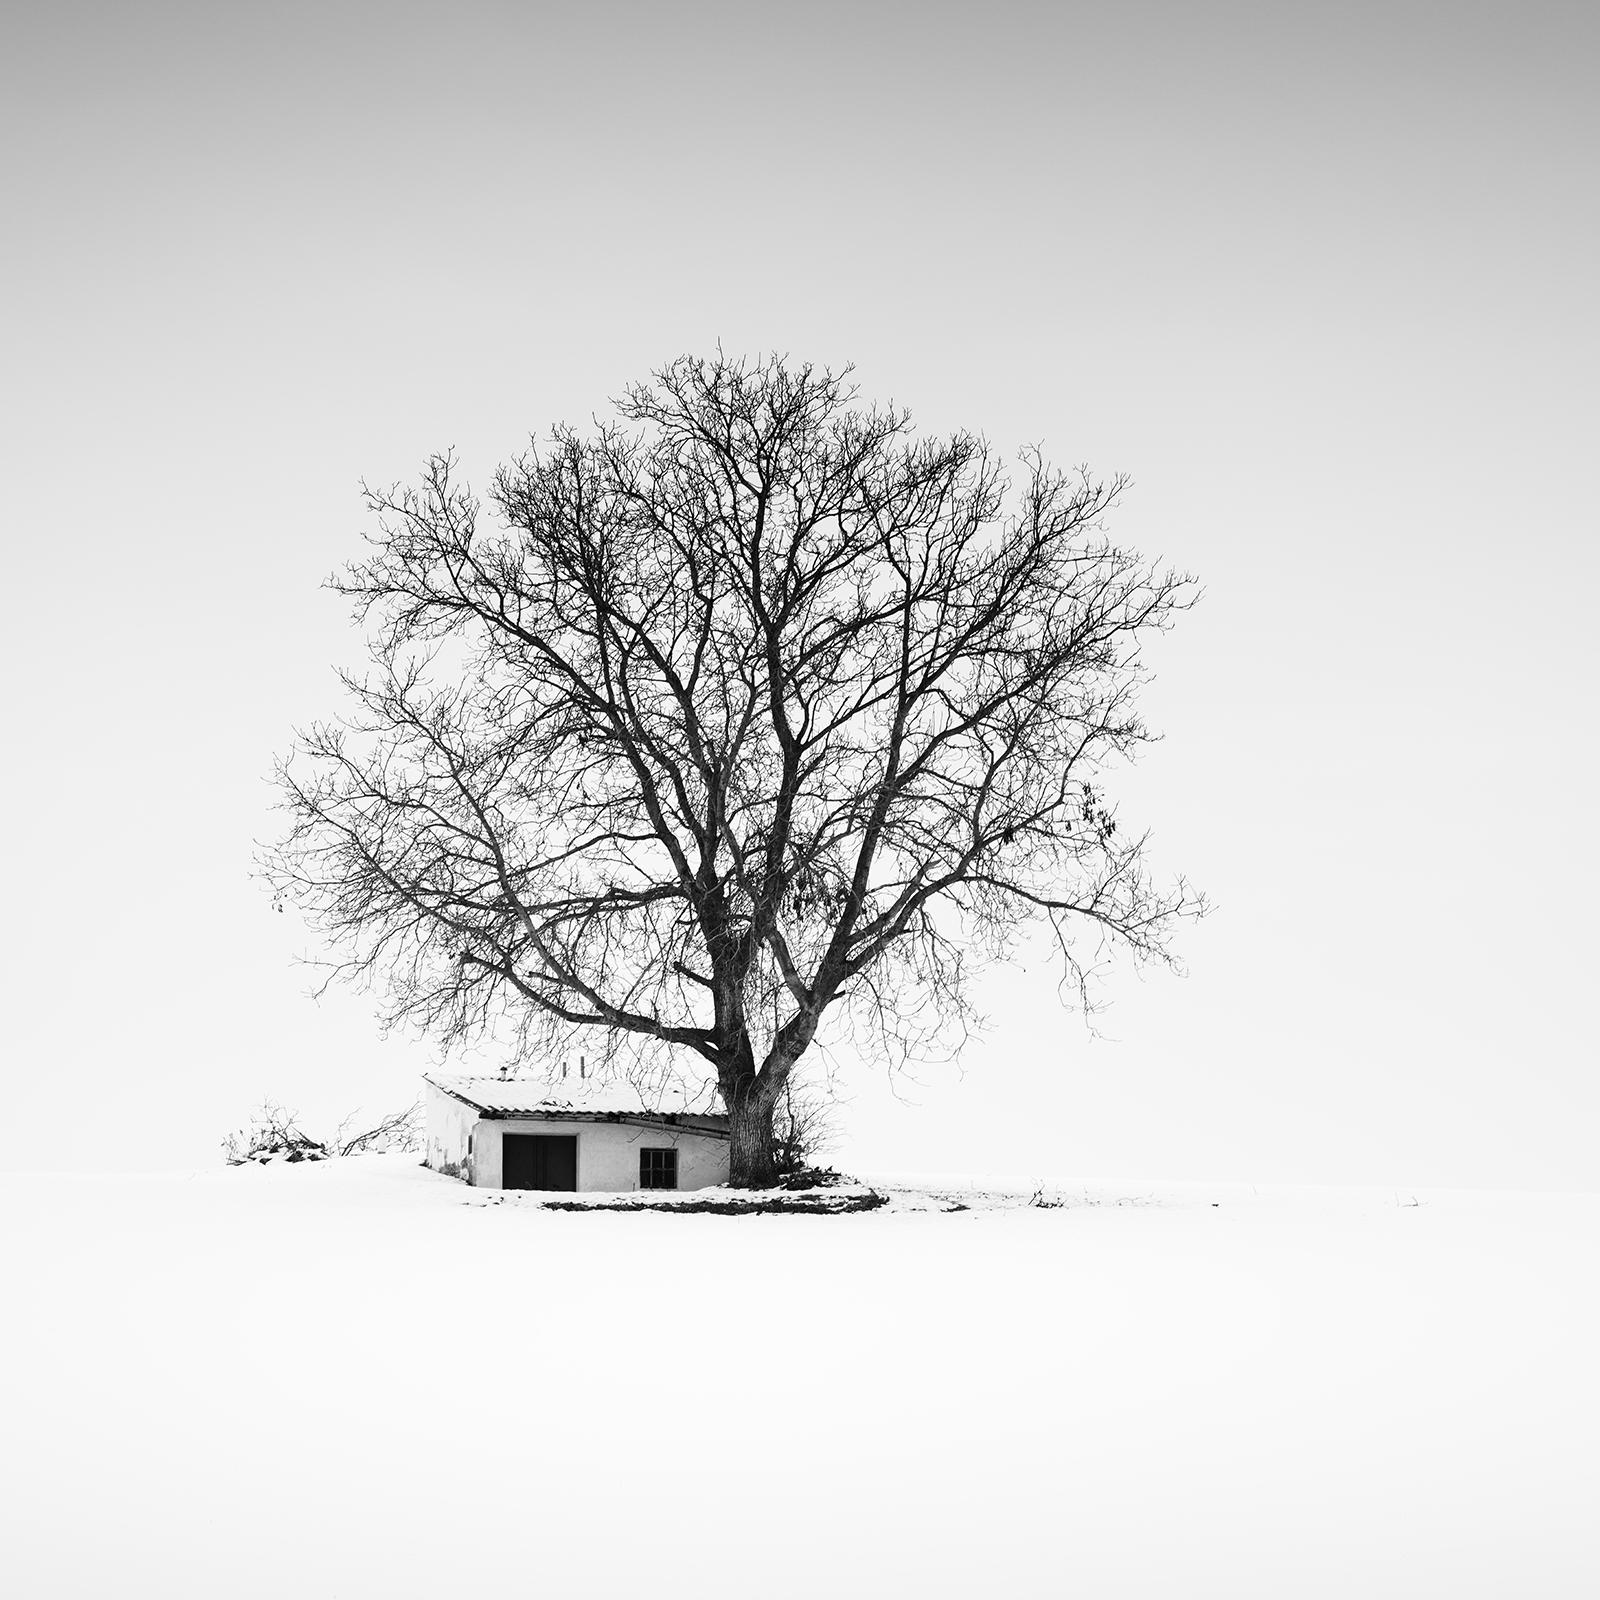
[263,353,1203,1186]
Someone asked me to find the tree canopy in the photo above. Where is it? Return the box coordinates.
[265,353,1203,1184]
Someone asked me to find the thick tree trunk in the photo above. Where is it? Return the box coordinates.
[727,1091,779,1189]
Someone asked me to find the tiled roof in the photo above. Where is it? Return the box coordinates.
[424,1072,726,1122]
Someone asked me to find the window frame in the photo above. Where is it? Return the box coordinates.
[638,1146,679,1191]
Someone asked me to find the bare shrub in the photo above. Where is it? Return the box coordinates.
[772,1076,837,1178]
[223,1099,420,1166]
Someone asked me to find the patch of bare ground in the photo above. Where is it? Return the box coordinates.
[539,1187,888,1215]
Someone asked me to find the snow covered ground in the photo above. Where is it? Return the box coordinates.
[3,1159,1596,1598]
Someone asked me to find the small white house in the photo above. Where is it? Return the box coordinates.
[422,1073,730,1193]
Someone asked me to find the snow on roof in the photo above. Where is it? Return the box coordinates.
[424,1072,726,1122]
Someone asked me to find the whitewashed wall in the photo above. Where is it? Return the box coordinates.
[423,1081,476,1181]
[474,1117,729,1191]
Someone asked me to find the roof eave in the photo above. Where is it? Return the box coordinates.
[479,1109,730,1138]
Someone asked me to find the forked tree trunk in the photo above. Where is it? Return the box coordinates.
[727,1091,779,1189]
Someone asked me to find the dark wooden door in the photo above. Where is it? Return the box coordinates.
[502,1133,578,1191]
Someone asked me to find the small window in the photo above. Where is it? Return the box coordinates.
[640,1147,679,1190]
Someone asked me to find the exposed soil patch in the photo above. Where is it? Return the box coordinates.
[540,1188,888,1215]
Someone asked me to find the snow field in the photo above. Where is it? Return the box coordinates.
[3,1159,1596,1598]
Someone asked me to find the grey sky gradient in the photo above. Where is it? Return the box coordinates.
[3,1,1596,1184]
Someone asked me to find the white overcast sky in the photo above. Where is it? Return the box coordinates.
[3,0,1595,1187]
